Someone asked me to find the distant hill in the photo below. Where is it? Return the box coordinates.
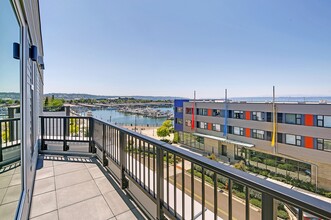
[44,93,186,101]
[0,92,20,100]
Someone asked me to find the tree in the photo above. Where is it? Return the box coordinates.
[44,97,49,106]
[157,120,174,139]
[173,132,179,143]
[157,126,170,138]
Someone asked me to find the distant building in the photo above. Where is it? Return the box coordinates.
[174,99,331,191]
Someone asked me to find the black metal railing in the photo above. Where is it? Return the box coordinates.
[40,116,92,152]
[40,116,331,220]
[0,118,20,163]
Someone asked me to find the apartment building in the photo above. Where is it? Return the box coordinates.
[0,0,44,219]
[174,99,331,190]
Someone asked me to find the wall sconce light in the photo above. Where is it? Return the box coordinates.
[30,45,38,61]
[13,42,20,59]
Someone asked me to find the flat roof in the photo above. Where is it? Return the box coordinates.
[192,133,255,148]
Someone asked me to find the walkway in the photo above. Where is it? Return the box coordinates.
[29,154,147,220]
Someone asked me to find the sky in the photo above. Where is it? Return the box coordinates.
[39,0,331,99]
[0,0,20,93]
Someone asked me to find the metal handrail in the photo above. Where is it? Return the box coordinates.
[40,116,331,220]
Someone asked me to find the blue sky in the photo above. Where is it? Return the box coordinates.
[40,0,331,98]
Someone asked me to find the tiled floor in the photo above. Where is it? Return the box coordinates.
[29,155,147,220]
[0,161,21,220]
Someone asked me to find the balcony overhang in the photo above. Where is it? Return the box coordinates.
[192,133,255,148]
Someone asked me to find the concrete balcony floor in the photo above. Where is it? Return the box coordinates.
[29,154,147,220]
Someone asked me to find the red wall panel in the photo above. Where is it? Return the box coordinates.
[208,109,212,116]
[245,128,251,137]
[305,137,314,149]
[245,111,250,120]
[305,114,314,126]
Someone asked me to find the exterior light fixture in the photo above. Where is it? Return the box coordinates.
[29,45,38,61]
[13,42,20,59]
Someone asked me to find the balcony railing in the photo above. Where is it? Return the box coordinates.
[0,118,20,164]
[39,116,331,220]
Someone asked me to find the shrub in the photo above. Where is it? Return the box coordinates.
[324,192,331,198]
[277,210,288,219]
[233,191,245,199]
[264,159,277,167]
[160,138,172,144]
[259,170,269,176]
[278,163,295,172]
[207,153,217,161]
[234,160,246,171]
[173,132,179,143]
[250,198,262,208]
[250,157,262,163]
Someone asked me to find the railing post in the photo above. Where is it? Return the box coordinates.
[63,117,68,151]
[41,117,46,150]
[102,124,108,166]
[89,117,94,153]
[0,123,3,162]
[262,192,276,220]
[156,147,165,220]
[119,131,128,189]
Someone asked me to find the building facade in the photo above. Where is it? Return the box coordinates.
[0,0,44,219]
[174,99,331,191]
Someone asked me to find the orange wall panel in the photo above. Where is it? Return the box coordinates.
[245,111,250,120]
[208,109,212,116]
[208,123,212,130]
[305,114,314,126]
[305,137,314,149]
[245,128,250,137]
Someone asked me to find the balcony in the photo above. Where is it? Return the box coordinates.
[29,154,145,219]
[2,116,331,219]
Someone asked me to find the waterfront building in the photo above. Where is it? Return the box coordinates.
[174,99,331,191]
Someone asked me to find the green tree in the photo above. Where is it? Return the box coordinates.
[173,132,179,143]
[157,126,170,138]
[44,97,49,106]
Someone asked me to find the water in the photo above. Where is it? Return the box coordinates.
[91,107,173,126]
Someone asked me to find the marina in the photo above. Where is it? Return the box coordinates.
[79,107,174,127]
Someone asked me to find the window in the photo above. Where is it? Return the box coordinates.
[285,134,302,146]
[277,113,283,123]
[285,114,302,125]
[197,108,208,116]
[252,112,264,121]
[252,129,265,139]
[266,112,272,122]
[317,138,324,150]
[277,133,283,143]
[212,123,221,132]
[197,121,207,129]
[186,108,193,114]
[324,116,331,128]
[266,131,272,141]
[325,139,331,151]
[317,115,323,127]
[316,115,331,128]
[212,109,221,117]
[175,118,183,124]
[176,107,183,113]
[233,110,244,119]
[316,138,331,151]
[185,120,192,127]
[233,127,244,136]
